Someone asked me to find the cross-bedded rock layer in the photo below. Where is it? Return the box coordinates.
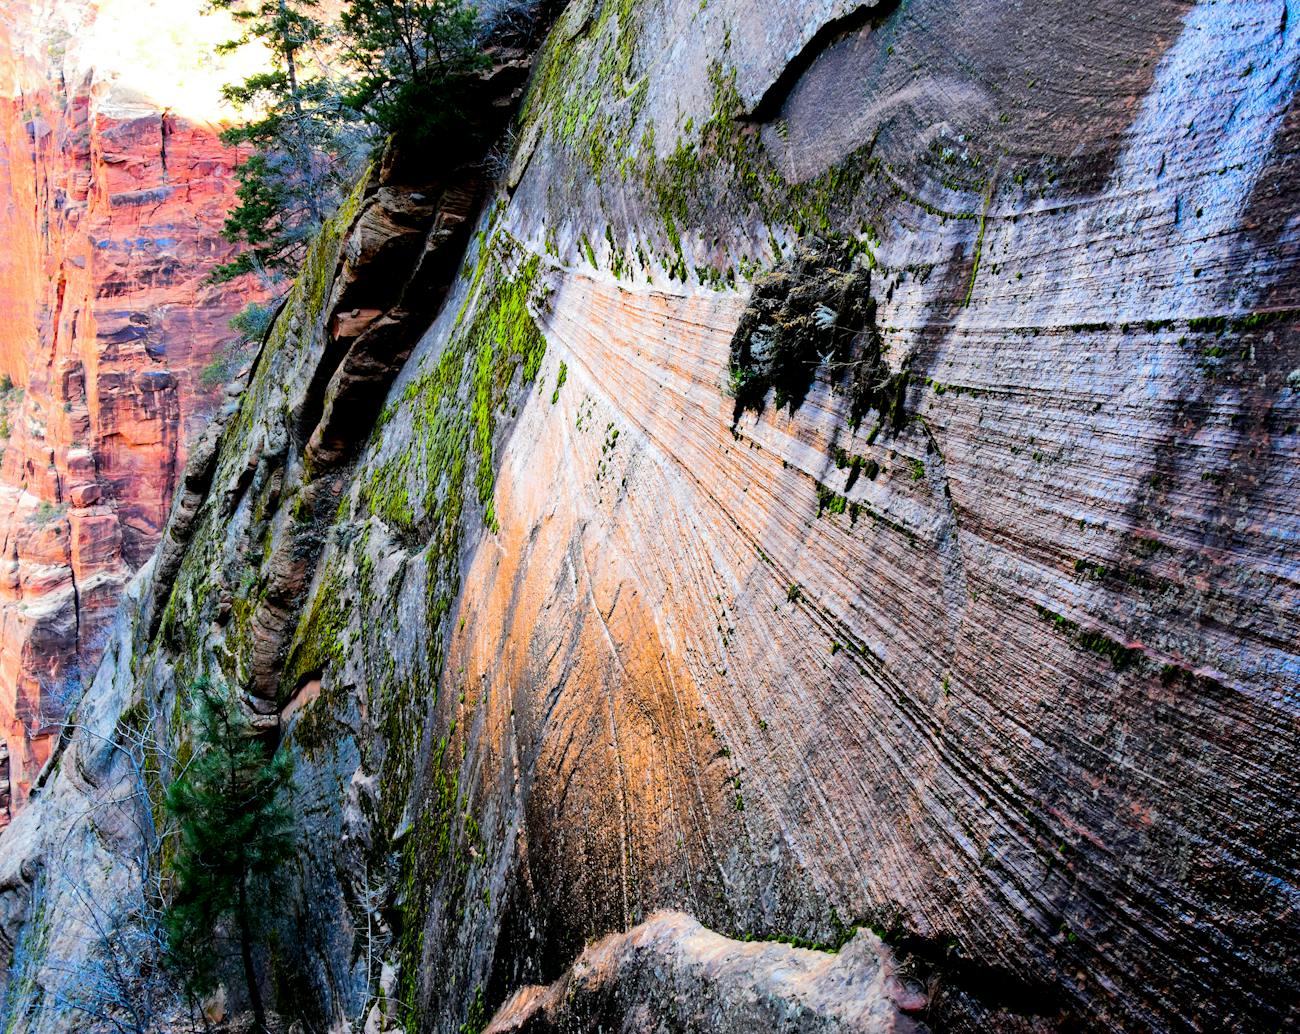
[0,1,1294,1032]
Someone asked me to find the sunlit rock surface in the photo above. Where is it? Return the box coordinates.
[0,1,1295,1032]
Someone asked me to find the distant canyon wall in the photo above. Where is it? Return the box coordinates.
[0,0,260,819]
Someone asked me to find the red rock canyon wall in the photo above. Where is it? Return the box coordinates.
[0,0,260,820]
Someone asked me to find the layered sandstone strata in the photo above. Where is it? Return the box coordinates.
[0,1,1296,1033]
[0,0,261,819]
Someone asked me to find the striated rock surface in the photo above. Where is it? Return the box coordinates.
[0,0,264,818]
[0,1,1296,1033]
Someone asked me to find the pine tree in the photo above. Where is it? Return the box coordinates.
[207,0,494,284]
[338,0,490,143]
[163,678,295,1032]
[207,0,356,282]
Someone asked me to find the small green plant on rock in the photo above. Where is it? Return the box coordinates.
[551,360,567,404]
[27,500,66,526]
[230,300,277,343]
[199,350,236,391]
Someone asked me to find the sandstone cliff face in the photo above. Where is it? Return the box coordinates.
[0,1,262,818]
[0,1,1296,1033]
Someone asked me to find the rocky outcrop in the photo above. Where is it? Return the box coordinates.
[0,0,265,818]
[0,1,1296,1033]
[484,912,928,1033]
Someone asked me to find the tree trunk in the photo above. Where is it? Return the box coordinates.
[238,871,268,1032]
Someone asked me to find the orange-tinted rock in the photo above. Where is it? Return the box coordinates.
[68,484,99,507]
[0,4,266,821]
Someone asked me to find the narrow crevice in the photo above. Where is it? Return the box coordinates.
[159,108,172,178]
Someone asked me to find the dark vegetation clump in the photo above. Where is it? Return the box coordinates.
[728,239,902,428]
[339,0,491,146]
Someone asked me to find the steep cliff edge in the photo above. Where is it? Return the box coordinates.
[0,1,1296,1033]
[0,0,264,818]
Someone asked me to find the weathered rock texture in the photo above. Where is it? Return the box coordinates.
[484,911,928,1033]
[0,0,263,818]
[0,1,1296,1033]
